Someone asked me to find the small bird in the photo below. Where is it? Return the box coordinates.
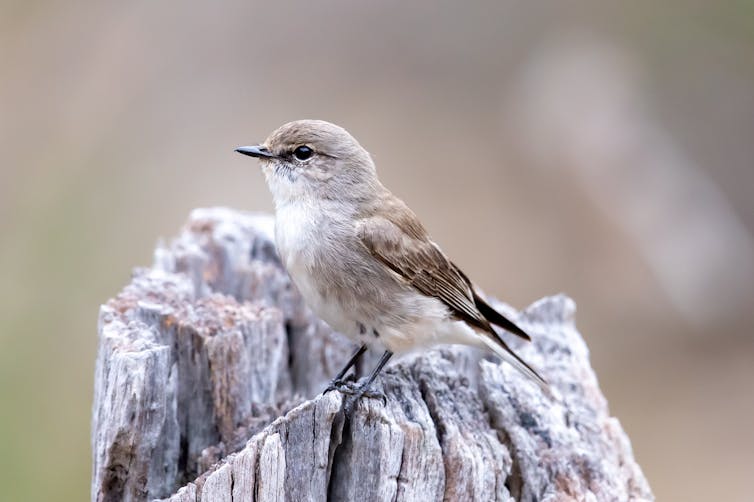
[236,120,546,401]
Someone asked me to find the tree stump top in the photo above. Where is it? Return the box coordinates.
[91,207,653,501]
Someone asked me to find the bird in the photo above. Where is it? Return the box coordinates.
[236,120,547,403]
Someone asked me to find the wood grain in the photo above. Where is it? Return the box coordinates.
[91,207,653,502]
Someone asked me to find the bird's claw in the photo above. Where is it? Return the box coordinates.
[342,389,387,417]
[324,379,385,405]
[323,376,355,395]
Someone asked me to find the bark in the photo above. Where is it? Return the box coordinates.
[91,207,653,502]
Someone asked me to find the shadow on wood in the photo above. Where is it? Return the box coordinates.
[91,207,653,501]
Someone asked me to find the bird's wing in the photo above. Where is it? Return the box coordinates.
[357,210,546,389]
[451,264,532,342]
[472,291,531,341]
[356,212,495,335]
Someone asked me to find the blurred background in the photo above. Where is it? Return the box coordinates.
[1,1,753,500]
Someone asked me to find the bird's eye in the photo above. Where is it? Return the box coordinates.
[292,145,313,161]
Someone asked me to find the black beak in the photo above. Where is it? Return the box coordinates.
[235,145,275,158]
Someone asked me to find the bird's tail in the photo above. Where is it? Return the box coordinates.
[479,334,550,393]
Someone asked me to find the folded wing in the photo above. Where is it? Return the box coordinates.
[356,208,545,387]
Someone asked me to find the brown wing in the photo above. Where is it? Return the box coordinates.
[357,210,546,389]
[451,264,532,341]
[357,214,494,334]
[473,292,531,341]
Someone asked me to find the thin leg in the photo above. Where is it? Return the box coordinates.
[355,350,393,396]
[323,344,368,394]
[334,344,368,381]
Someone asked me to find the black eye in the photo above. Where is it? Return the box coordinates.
[292,145,313,161]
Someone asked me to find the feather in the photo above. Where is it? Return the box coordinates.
[356,200,547,389]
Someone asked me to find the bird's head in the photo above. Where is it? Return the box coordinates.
[236,120,379,207]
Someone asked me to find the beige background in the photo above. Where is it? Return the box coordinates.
[1,1,753,500]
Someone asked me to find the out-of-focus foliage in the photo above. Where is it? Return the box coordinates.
[1,1,752,501]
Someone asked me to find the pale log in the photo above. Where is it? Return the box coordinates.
[91,207,653,502]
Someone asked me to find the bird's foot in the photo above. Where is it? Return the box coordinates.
[324,379,384,401]
[341,384,387,416]
[323,376,355,395]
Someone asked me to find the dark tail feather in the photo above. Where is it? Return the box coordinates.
[473,292,531,341]
[479,332,549,391]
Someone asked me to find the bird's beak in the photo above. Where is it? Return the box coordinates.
[235,145,275,159]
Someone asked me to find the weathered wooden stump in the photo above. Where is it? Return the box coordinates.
[91,207,653,501]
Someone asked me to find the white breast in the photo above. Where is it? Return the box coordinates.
[275,202,317,269]
[274,202,356,335]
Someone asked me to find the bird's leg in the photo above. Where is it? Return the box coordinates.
[356,350,393,395]
[324,344,368,394]
[343,350,393,414]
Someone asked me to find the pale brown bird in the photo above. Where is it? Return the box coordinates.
[236,120,546,401]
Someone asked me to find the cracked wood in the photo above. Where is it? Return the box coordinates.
[91,207,653,502]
